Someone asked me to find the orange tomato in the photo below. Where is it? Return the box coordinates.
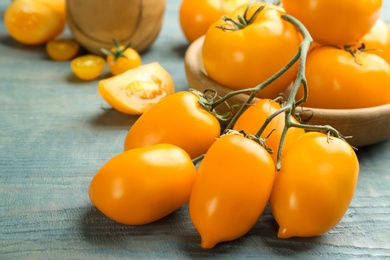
[71,54,106,81]
[233,99,305,164]
[361,19,390,64]
[124,91,221,159]
[202,2,301,99]
[98,62,175,115]
[4,0,65,45]
[179,0,248,43]
[102,40,142,76]
[189,133,275,248]
[46,39,80,61]
[270,132,359,238]
[304,46,390,109]
[35,0,66,20]
[281,0,382,47]
[89,144,197,225]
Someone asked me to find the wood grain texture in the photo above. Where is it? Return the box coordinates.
[1,0,390,259]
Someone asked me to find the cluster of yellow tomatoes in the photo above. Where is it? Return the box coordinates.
[5,0,386,249]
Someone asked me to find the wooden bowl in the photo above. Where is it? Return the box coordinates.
[66,0,166,55]
[184,36,390,148]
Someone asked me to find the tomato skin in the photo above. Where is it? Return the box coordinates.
[202,2,301,99]
[4,0,65,45]
[304,46,390,109]
[106,45,142,76]
[89,144,196,225]
[233,99,305,164]
[46,39,80,61]
[361,19,390,64]
[270,132,359,238]
[124,91,221,159]
[71,54,106,81]
[189,134,275,248]
[179,0,248,43]
[98,62,175,115]
[281,0,382,47]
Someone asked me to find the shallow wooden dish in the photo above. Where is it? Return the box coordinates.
[184,36,390,148]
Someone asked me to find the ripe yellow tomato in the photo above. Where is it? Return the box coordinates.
[189,133,275,248]
[361,19,390,64]
[71,54,106,81]
[35,0,66,20]
[98,62,175,115]
[102,40,142,76]
[270,132,359,238]
[4,0,65,45]
[124,91,221,159]
[304,46,390,109]
[281,0,382,47]
[202,2,301,99]
[179,0,248,43]
[46,39,80,61]
[89,144,197,225]
[233,99,305,164]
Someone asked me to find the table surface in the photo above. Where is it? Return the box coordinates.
[1,1,390,259]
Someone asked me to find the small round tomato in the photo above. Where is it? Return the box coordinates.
[303,46,390,109]
[124,91,221,159]
[102,40,142,76]
[46,39,80,61]
[281,0,382,47]
[189,133,275,248]
[35,0,66,20]
[233,99,305,164]
[4,0,65,45]
[179,0,248,43]
[202,2,301,99]
[71,54,105,81]
[98,62,175,115]
[361,19,390,64]
[89,143,196,225]
[270,132,359,238]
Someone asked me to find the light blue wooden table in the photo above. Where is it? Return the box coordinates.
[1,0,390,258]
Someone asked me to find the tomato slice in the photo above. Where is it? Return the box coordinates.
[98,62,175,115]
[46,38,80,61]
[71,54,105,80]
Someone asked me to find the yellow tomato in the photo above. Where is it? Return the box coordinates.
[4,0,65,45]
[71,54,106,81]
[98,62,175,115]
[361,19,390,64]
[46,39,80,61]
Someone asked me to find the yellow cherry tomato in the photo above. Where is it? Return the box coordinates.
[361,19,390,64]
[34,0,66,20]
[4,0,65,45]
[46,39,80,61]
[71,54,105,81]
[270,132,359,238]
[98,62,175,115]
[102,40,142,76]
[89,143,197,225]
[189,133,275,248]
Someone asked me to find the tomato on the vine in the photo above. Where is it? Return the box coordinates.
[202,2,301,99]
[189,133,275,248]
[46,39,80,61]
[89,143,196,225]
[233,99,305,164]
[102,40,142,76]
[4,0,65,45]
[270,132,359,238]
[361,19,390,64]
[98,62,175,115]
[281,0,382,47]
[179,0,248,43]
[303,46,390,109]
[71,54,105,81]
[124,91,221,159]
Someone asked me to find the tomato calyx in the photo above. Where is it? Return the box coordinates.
[101,38,132,65]
[216,2,265,31]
